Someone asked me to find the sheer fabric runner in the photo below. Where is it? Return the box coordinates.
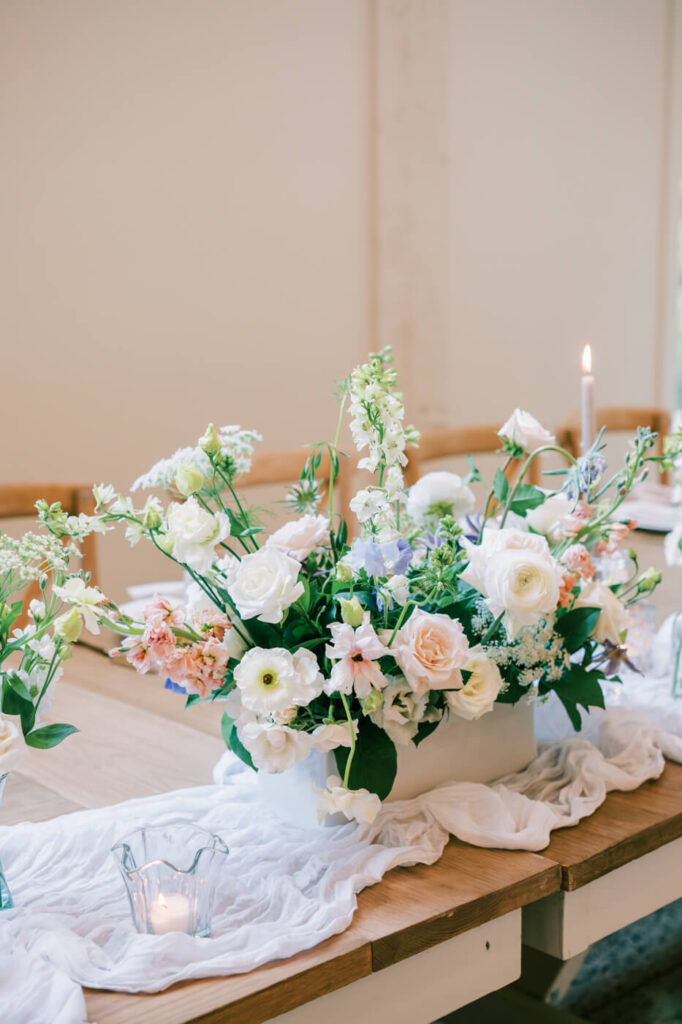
[1,620,681,1023]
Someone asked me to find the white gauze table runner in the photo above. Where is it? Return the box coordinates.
[2,619,682,1024]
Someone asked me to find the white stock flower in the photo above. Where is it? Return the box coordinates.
[53,577,107,634]
[238,720,312,772]
[227,548,304,623]
[165,497,231,572]
[445,648,503,720]
[389,610,470,695]
[461,529,562,638]
[498,409,555,452]
[370,679,441,746]
[525,491,572,543]
[265,514,330,562]
[0,715,24,774]
[234,646,324,713]
[27,632,57,663]
[315,775,382,824]
[406,472,475,525]
[575,581,628,645]
[311,720,357,753]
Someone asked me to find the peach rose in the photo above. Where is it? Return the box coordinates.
[389,610,470,696]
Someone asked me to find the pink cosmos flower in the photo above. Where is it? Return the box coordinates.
[325,613,389,698]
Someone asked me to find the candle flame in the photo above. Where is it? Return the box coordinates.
[581,344,592,375]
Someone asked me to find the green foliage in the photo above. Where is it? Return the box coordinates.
[334,717,397,799]
[508,484,545,515]
[555,606,601,653]
[24,723,79,749]
[493,469,509,503]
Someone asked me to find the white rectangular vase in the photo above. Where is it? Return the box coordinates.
[257,700,536,828]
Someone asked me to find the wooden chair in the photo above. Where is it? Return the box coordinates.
[557,407,671,483]
[404,425,540,487]
[236,448,353,524]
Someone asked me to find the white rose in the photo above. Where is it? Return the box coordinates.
[311,721,357,753]
[238,720,312,773]
[525,491,572,543]
[498,409,555,452]
[445,648,503,720]
[234,646,324,713]
[165,497,231,573]
[575,581,628,645]
[406,471,475,525]
[370,679,441,746]
[0,715,24,774]
[227,547,304,623]
[461,529,562,638]
[315,775,381,824]
[265,514,330,562]
[389,610,470,695]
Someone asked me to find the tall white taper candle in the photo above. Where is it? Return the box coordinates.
[580,344,595,456]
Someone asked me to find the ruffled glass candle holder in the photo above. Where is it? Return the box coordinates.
[112,822,228,937]
[0,774,12,910]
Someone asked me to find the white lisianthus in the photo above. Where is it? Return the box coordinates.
[385,574,410,606]
[0,715,24,774]
[53,577,107,634]
[461,529,562,638]
[445,648,503,720]
[315,775,382,825]
[164,497,231,573]
[498,409,555,452]
[234,647,324,713]
[406,472,475,525]
[389,610,470,695]
[238,720,312,773]
[575,581,628,645]
[370,679,441,746]
[525,491,572,543]
[265,514,330,562]
[227,548,304,623]
[311,720,357,753]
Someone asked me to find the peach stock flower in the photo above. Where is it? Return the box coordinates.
[561,544,595,580]
[389,609,470,696]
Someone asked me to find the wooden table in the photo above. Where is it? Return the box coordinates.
[5,647,560,1024]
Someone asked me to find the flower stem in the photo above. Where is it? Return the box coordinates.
[339,691,356,788]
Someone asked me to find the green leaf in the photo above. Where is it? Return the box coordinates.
[334,718,397,800]
[413,718,441,747]
[226,721,255,771]
[1,678,35,734]
[221,711,235,747]
[25,723,78,749]
[509,484,546,515]
[555,664,606,727]
[5,671,33,703]
[555,606,601,653]
[493,469,509,503]
[557,695,583,731]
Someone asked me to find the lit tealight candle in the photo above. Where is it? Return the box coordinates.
[149,892,192,935]
[580,344,596,455]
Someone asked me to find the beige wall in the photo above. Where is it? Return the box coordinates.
[1,0,680,598]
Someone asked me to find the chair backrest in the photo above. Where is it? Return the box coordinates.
[0,482,98,584]
[557,407,671,483]
[404,425,540,487]
[236,448,352,524]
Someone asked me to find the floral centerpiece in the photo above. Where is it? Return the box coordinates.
[40,349,680,825]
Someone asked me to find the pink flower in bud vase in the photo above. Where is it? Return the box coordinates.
[324,613,389,699]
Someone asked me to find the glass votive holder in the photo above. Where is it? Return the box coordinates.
[111,822,228,937]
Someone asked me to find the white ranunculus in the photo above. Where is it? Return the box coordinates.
[525,491,572,543]
[445,648,503,720]
[370,679,441,746]
[406,471,475,525]
[461,529,562,638]
[227,547,304,623]
[498,409,555,452]
[665,522,682,568]
[315,775,382,824]
[311,720,357,753]
[234,646,324,713]
[238,720,312,773]
[265,514,330,562]
[0,715,24,774]
[165,497,231,573]
[575,581,628,645]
